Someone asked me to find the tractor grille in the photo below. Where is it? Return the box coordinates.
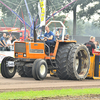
[15,43,26,53]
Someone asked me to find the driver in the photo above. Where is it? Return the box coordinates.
[44,26,55,53]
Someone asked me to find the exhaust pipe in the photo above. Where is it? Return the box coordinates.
[34,21,37,42]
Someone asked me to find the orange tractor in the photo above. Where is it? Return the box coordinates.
[1,21,91,80]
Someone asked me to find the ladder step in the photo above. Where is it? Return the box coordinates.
[93,77,100,79]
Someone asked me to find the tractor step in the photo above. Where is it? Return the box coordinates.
[93,77,100,79]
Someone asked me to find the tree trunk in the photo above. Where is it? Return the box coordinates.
[73,6,77,36]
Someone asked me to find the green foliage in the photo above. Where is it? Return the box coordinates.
[92,18,100,28]
[0,0,38,17]
[78,0,100,19]
[1,0,100,31]
[84,22,100,36]
[67,20,85,35]
[0,0,39,29]
[76,20,85,35]
[0,88,100,99]
[0,0,70,28]
[77,0,100,27]
[66,19,100,36]
[62,0,100,27]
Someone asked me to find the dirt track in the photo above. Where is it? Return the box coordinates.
[0,73,100,92]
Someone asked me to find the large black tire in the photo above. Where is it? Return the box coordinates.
[1,56,16,78]
[67,44,90,80]
[32,59,41,80]
[17,66,27,77]
[25,67,33,77]
[56,43,74,79]
[32,59,48,80]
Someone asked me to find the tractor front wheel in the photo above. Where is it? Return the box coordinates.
[1,56,16,78]
[32,59,48,80]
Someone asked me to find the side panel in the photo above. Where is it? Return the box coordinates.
[15,41,77,59]
[15,42,46,59]
[87,55,95,78]
[94,56,99,77]
[45,40,76,59]
[27,42,46,59]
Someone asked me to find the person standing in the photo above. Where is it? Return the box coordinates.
[55,29,60,40]
[0,33,7,51]
[96,41,100,49]
[84,36,96,56]
[64,34,70,40]
[7,36,14,51]
[0,40,4,51]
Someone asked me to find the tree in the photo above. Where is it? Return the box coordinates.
[78,0,100,20]
[61,0,100,35]
[60,0,80,35]
[0,0,38,17]
[77,0,100,27]
[0,0,39,28]
[1,0,99,33]
[76,20,85,35]
[66,19,85,36]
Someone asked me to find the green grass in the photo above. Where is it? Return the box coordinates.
[0,88,100,100]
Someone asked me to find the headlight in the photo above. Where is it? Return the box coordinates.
[23,53,26,57]
[15,53,18,57]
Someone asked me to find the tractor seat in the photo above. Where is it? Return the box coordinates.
[45,41,56,55]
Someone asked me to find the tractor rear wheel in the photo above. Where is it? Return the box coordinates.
[17,66,27,77]
[25,67,33,77]
[67,44,90,80]
[32,59,48,80]
[1,56,16,78]
[56,43,74,79]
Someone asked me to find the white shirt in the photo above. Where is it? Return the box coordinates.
[7,40,13,50]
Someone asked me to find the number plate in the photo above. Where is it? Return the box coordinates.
[7,61,15,67]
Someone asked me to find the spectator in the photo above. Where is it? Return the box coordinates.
[55,29,60,40]
[5,36,9,44]
[64,34,69,40]
[84,36,96,56]
[44,26,55,54]
[97,41,99,49]
[11,35,17,43]
[6,36,14,51]
[24,35,30,41]
[0,33,7,51]
[11,36,18,51]
[94,41,100,51]
[0,40,4,51]
[94,41,97,49]
[6,35,10,40]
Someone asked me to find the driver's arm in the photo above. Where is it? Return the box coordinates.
[48,35,53,40]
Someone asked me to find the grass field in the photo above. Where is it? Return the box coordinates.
[0,88,100,100]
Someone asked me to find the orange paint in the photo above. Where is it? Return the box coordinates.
[15,41,77,60]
